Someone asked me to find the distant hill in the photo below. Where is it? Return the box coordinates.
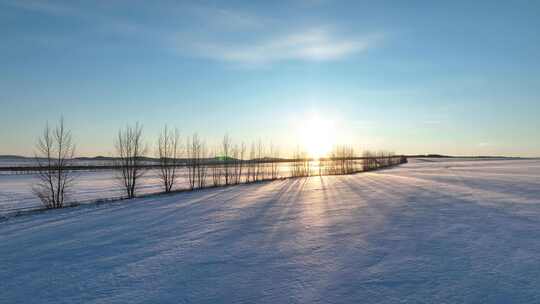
[0,154,533,163]
[75,156,116,161]
[406,154,449,158]
[0,155,31,160]
[406,154,524,159]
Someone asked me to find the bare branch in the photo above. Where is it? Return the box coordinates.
[115,123,147,199]
[33,117,76,209]
[157,125,180,192]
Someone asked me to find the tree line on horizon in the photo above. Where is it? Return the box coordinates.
[32,118,407,209]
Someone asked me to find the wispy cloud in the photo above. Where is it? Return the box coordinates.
[182,28,382,65]
[422,120,443,126]
[1,0,76,16]
[186,5,273,31]
[477,142,495,148]
[296,0,332,7]
[3,1,384,66]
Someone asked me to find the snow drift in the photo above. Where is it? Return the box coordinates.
[1,159,540,303]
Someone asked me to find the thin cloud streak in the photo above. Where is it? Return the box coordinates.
[182,29,383,65]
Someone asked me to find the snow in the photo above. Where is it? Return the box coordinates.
[1,159,540,303]
[0,170,165,213]
[0,164,298,214]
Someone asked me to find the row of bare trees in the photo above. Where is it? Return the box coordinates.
[33,121,150,207]
[291,149,310,177]
[210,136,248,187]
[289,146,406,177]
[209,139,284,187]
[362,151,405,171]
[290,145,357,177]
[33,119,406,209]
[324,145,357,175]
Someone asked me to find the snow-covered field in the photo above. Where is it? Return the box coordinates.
[0,170,170,213]
[1,159,540,303]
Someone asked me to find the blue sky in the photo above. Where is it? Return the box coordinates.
[1,0,539,157]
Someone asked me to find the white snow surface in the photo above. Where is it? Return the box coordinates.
[0,165,297,214]
[1,159,540,303]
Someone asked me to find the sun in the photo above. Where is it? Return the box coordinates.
[300,116,334,159]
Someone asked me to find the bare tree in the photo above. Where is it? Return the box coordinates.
[197,141,208,188]
[362,150,375,171]
[33,118,76,209]
[115,123,146,199]
[211,146,222,187]
[231,142,246,184]
[222,134,231,185]
[186,135,196,190]
[157,125,180,193]
[238,142,246,183]
[248,142,256,182]
[186,134,198,190]
[270,143,280,179]
[291,146,309,177]
[186,133,207,189]
[256,139,263,181]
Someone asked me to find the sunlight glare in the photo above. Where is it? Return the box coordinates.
[300,116,334,159]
